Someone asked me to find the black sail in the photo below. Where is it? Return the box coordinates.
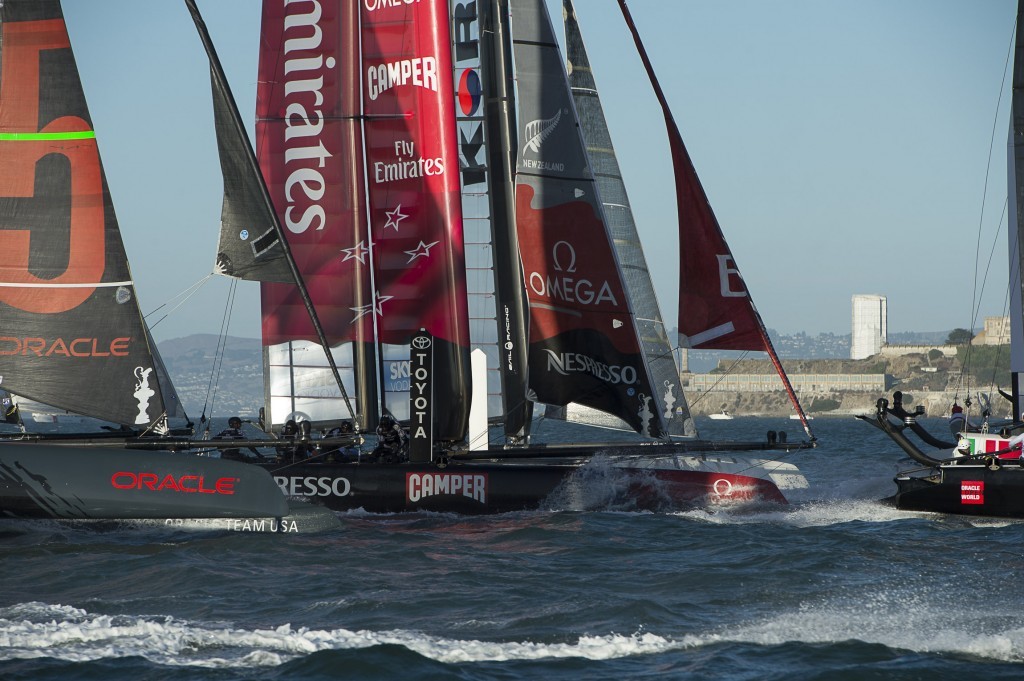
[0,0,168,428]
[508,0,667,437]
[186,0,292,284]
[562,0,695,437]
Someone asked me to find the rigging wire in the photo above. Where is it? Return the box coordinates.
[954,198,1009,401]
[143,274,214,331]
[956,16,1016,419]
[977,200,1012,407]
[199,278,238,438]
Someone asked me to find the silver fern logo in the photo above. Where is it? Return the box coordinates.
[151,416,170,436]
[524,109,563,154]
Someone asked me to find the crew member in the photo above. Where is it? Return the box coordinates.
[2,395,19,425]
[373,415,408,463]
[323,420,359,463]
[948,403,978,436]
[215,416,265,461]
[276,419,312,463]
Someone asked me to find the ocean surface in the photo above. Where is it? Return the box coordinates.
[2,416,1023,680]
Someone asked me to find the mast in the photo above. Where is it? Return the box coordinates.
[451,0,534,444]
[1010,0,1024,423]
[184,0,357,427]
[616,0,814,439]
[480,0,534,441]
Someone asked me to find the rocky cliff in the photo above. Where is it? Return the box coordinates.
[684,349,999,418]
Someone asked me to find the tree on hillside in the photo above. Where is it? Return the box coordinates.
[945,328,974,345]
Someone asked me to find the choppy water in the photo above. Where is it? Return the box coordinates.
[2,417,1023,680]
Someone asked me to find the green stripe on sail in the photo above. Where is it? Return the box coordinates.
[0,131,96,141]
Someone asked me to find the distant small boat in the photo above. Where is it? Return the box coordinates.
[709,411,735,420]
[790,414,813,420]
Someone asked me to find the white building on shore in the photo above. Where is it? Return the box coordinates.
[851,294,887,360]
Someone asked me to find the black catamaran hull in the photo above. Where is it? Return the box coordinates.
[889,464,1024,518]
[260,450,799,514]
[0,444,290,519]
[860,394,1024,518]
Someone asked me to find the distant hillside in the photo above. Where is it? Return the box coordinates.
[158,329,973,418]
[159,334,261,359]
[158,335,263,418]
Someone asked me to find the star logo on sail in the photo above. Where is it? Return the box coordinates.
[350,291,394,322]
[340,240,371,264]
[384,204,408,232]
[404,240,440,263]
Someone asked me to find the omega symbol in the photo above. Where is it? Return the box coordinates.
[551,241,577,273]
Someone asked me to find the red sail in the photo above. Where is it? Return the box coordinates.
[509,0,665,437]
[617,0,813,436]
[256,1,377,430]
[360,0,469,347]
[256,1,372,347]
[671,134,765,351]
[360,0,472,439]
[615,11,762,353]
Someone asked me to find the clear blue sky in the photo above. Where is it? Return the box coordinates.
[60,0,1017,342]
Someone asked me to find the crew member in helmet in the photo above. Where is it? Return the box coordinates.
[276,419,312,463]
[373,414,408,463]
[216,416,265,461]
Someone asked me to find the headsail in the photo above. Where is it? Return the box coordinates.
[0,0,168,429]
[190,4,291,284]
[615,0,814,437]
[508,0,667,438]
[562,0,695,438]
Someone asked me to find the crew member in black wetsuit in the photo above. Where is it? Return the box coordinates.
[372,415,408,463]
